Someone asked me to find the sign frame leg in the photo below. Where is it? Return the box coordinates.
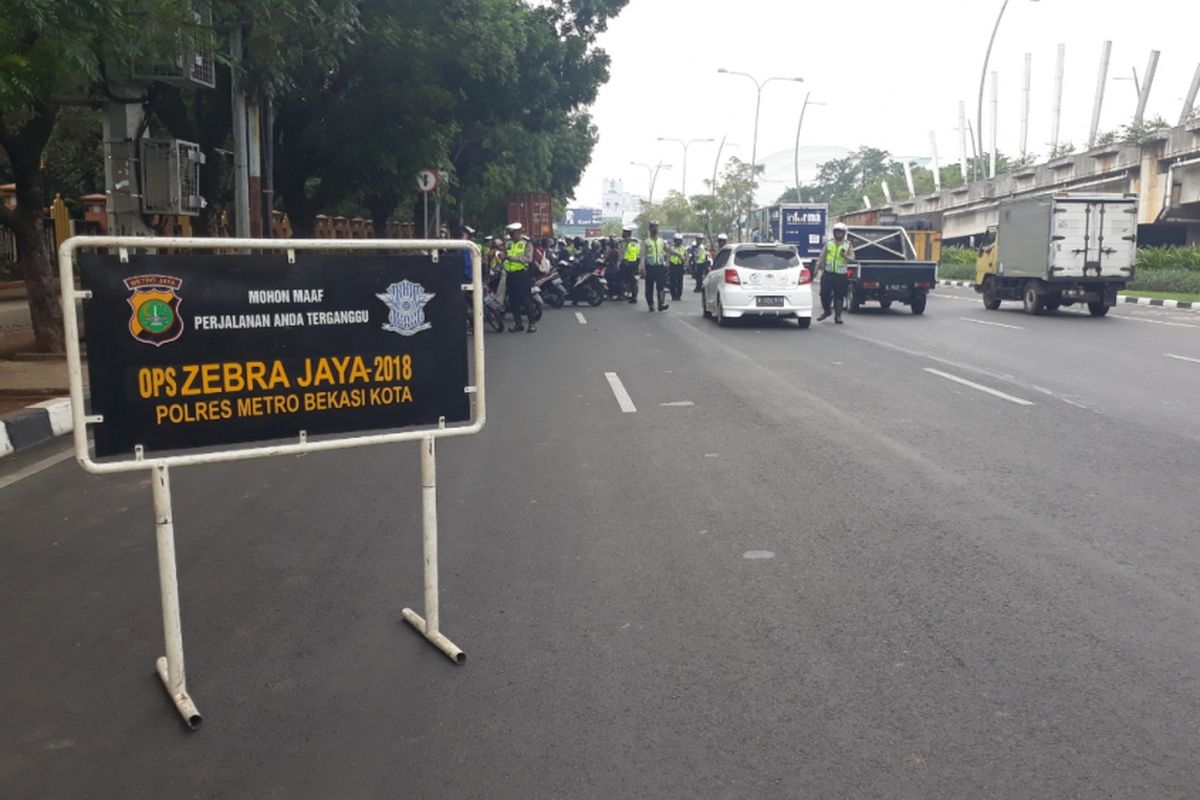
[151,464,203,729]
[401,435,466,664]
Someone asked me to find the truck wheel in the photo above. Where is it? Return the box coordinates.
[910,294,927,315]
[982,277,1001,310]
[1022,281,1044,315]
[1087,301,1110,317]
[847,287,861,313]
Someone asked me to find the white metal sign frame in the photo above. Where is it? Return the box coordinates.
[58,236,486,730]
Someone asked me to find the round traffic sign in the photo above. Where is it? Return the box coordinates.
[416,169,439,193]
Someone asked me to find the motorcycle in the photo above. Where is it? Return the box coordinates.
[560,260,606,307]
[535,269,567,309]
[484,266,543,325]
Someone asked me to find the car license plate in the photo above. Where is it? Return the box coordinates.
[756,296,785,307]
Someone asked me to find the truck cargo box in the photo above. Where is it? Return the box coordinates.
[996,194,1136,282]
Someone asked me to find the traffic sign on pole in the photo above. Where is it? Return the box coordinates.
[416,169,439,193]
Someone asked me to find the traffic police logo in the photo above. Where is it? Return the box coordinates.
[124,274,184,346]
[377,280,435,336]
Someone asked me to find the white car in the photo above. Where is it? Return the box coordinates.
[701,243,813,328]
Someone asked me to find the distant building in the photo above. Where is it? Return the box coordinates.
[602,179,642,226]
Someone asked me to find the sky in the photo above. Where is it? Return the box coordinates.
[569,0,1200,209]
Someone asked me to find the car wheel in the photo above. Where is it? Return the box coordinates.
[716,297,730,327]
[701,288,712,318]
[797,316,811,329]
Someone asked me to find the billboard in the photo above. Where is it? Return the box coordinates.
[79,253,469,458]
[562,208,599,226]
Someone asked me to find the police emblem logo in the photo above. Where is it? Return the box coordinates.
[377,280,435,336]
[125,275,184,346]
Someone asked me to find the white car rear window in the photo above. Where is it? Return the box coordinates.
[733,249,799,270]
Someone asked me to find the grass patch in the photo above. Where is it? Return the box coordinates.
[937,262,976,281]
[1119,289,1200,303]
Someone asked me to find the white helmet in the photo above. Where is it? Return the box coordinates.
[832,222,848,233]
[717,233,728,241]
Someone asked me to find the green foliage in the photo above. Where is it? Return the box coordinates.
[1120,115,1169,146]
[43,106,103,204]
[1048,142,1075,160]
[1129,247,1200,295]
[940,246,978,266]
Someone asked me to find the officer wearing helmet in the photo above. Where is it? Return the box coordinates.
[816,222,856,323]
[620,225,640,303]
[667,232,687,301]
[690,235,711,292]
[503,222,538,332]
[640,220,669,311]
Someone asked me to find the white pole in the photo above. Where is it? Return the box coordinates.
[1089,41,1112,148]
[1133,50,1160,126]
[903,161,915,198]
[1180,62,1200,126]
[230,26,250,238]
[958,101,969,181]
[989,71,999,178]
[881,181,892,204]
[151,465,202,729]
[1021,53,1032,159]
[929,131,942,192]
[401,435,465,664]
[862,195,871,209]
[1051,44,1065,154]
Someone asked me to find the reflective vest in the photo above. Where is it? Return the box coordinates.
[823,240,852,274]
[644,237,665,265]
[504,240,529,272]
[669,245,684,266]
[622,240,640,263]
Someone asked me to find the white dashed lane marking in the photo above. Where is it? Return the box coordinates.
[924,368,1034,406]
[575,312,587,325]
[603,372,637,413]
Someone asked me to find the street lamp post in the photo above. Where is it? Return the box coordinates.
[631,160,672,207]
[657,137,715,198]
[976,0,1039,180]
[793,92,826,200]
[710,135,739,195]
[718,68,803,238]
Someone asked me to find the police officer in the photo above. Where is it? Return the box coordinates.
[667,232,686,301]
[690,235,710,292]
[640,220,669,311]
[816,222,856,324]
[620,225,640,303]
[503,222,537,333]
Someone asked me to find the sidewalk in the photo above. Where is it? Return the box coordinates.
[0,355,75,458]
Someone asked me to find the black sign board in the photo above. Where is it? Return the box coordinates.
[79,253,470,458]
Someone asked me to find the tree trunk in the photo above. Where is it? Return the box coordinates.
[1,105,64,352]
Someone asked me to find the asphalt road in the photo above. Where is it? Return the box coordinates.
[3,284,1200,798]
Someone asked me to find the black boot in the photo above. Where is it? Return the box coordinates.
[817,311,831,321]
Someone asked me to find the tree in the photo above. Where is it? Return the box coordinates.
[0,0,196,351]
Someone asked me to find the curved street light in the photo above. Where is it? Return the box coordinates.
[718,68,803,236]
[631,160,673,207]
[977,0,1040,180]
[657,137,715,199]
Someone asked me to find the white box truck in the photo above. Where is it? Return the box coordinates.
[975,193,1137,316]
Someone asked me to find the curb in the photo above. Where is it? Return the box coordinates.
[0,397,72,459]
[936,280,1198,311]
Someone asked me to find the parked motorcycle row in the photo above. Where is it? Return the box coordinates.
[475,237,687,332]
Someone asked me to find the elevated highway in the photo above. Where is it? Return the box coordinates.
[843,120,1200,247]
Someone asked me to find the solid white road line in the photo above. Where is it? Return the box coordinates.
[575,311,587,325]
[1165,353,1200,365]
[924,367,1034,406]
[958,316,1024,330]
[0,447,75,492]
[604,371,637,413]
[1110,315,1200,330]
